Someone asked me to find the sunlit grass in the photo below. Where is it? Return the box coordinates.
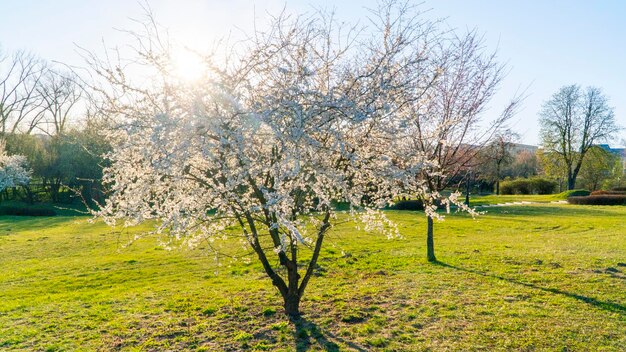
[1,203,625,350]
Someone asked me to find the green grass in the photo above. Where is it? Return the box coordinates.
[1,203,625,351]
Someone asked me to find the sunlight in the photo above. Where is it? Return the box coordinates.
[171,48,206,83]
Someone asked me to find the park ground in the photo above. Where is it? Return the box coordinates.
[1,197,625,351]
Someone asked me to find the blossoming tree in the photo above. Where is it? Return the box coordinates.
[89,4,438,316]
[389,30,520,262]
[0,140,31,193]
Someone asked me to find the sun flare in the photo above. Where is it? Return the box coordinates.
[171,48,206,82]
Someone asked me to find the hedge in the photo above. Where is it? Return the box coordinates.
[0,206,56,216]
[500,178,556,195]
[590,190,626,196]
[567,195,626,206]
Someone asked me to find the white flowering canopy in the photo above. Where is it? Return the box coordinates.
[90,6,439,315]
[0,140,31,192]
[96,14,410,243]
[87,2,506,314]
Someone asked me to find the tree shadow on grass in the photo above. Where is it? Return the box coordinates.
[434,261,626,315]
[291,316,367,352]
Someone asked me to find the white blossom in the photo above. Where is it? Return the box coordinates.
[0,140,31,192]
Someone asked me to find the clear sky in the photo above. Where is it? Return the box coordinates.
[1,0,624,146]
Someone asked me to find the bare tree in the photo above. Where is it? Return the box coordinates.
[37,68,83,136]
[0,49,47,134]
[539,85,619,190]
[482,129,519,194]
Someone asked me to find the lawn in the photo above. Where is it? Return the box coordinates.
[0,203,625,351]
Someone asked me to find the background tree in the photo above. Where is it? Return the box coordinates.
[538,148,569,192]
[392,29,519,262]
[507,149,540,178]
[0,139,31,194]
[480,130,519,194]
[539,85,618,190]
[0,49,47,134]
[38,68,82,136]
[3,133,46,202]
[577,146,621,191]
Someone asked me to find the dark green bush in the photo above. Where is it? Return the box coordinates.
[0,206,56,216]
[567,195,626,206]
[331,201,351,211]
[531,178,556,194]
[388,199,449,211]
[500,177,556,195]
[389,200,424,211]
[558,189,590,198]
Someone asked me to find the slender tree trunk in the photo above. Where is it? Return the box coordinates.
[495,163,501,195]
[427,216,436,262]
[24,185,35,204]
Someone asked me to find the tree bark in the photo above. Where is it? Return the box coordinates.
[567,175,576,190]
[283,292,301,317]
[568,160,584,190]
[427,216,436,262]
[495,162,501,195]
[282,256,301,317]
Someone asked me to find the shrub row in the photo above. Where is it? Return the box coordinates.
[590,190,626,196]
[0,206,56,216]
[500,178,556,195]
[567,195,626,206]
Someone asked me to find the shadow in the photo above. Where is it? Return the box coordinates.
[291,316,367,352]
[433,261,626,315]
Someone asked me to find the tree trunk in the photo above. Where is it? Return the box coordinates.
[283,292,301,317]
[427,216,436,262]
[283,256,301,317]
[495,163,501,195]
[568,160,584,190]
[243,209,330,318]
[567,175,576,190]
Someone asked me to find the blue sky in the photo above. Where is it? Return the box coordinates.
[1,0,624,146]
